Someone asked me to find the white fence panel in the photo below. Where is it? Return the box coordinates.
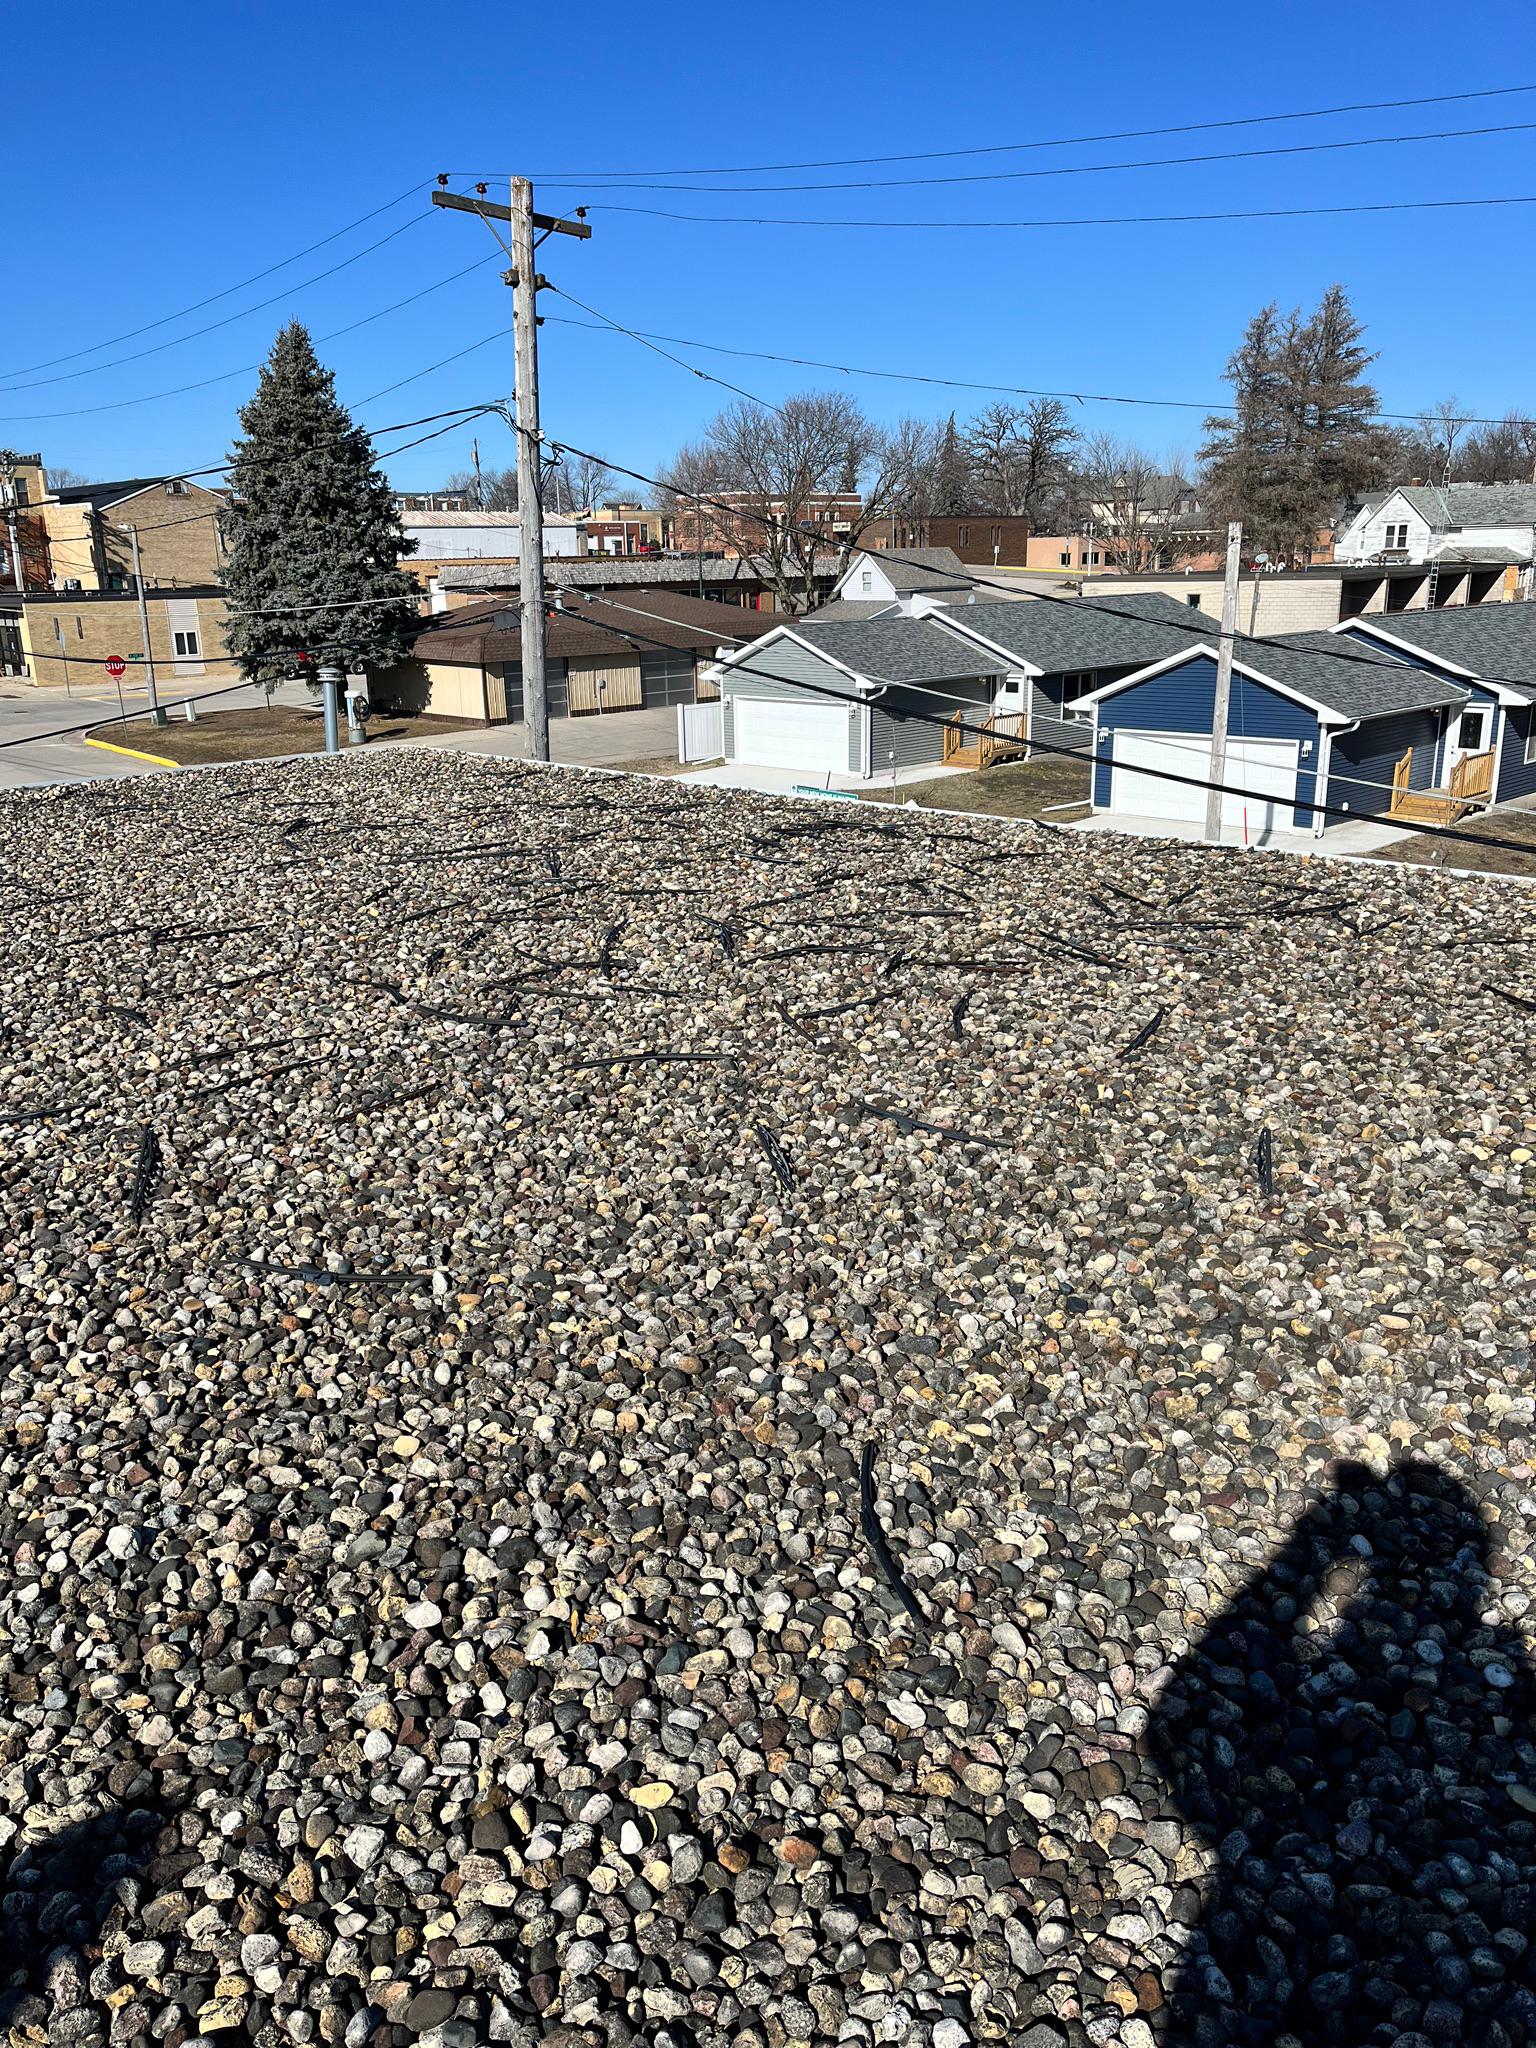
[677,700,724,765]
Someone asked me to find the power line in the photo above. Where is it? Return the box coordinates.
[542,311,1528,430]
[545,285,785,415]
[525,118,1536,198]
[0,182,425,381]
[0,212,434,395]
[0,257,502,425]
[534,427,1536,701]
[581,192,1536,233]
[5,408,498,579]
[555,588,1536,865]
[451,82,1536,179]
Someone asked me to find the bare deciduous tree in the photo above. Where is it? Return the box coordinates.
[1079,435,1196,572]
[1414,397,1474,487]
[442,465,518,511]
[657,392,900,613]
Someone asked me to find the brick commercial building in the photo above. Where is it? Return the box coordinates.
[864,515,1037,567]
[1,586,231,691]
[36,475,228,592]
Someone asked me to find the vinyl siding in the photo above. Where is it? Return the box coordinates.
[722,638,863,775]
[1496,705,1536,803]
[1032,662,1150,756]
[1338,624,1501,781]
[871,675,993,774]
[1328,710,1443,819]
[1092,655,1320,826]
[1029,676,1092,756]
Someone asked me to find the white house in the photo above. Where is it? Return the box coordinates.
[399,511,587,561]
[1333,484,1536,571]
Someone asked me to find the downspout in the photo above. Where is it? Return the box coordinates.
[864,683,884,781]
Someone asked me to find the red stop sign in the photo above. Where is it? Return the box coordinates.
[104,654,127,679]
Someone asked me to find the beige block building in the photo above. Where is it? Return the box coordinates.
[13,588,231,691]
[1082,560,1517,638]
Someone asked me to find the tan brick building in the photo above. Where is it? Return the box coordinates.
[9,587,231,691]
[38,475,228,592]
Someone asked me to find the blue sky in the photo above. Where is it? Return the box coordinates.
[5,0,1534,495]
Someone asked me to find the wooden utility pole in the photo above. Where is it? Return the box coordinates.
[1203,520,1243,844]
[430,180,590,764]
[509,178,549,763]
[126,525,165,727]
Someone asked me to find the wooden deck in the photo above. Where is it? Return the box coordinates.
[1388,746,1494,827]
[942,708,1028,770]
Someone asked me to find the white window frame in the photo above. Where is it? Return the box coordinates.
[173,627,200,659]
[1525,723,1536,767]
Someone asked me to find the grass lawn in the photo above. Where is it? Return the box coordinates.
[864,752,1091,821]
[104,706,479,766]
[1366,804,1536,881]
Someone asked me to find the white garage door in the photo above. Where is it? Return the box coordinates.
[1111,730,1299,836]
[734,697,849,775]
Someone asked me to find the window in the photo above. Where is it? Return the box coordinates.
[958,525,969,546]
[860,570,873,593]
[1525,722,1536,767]
[1457,709,1486,752]
[1385,521,1408,549]
[1187,593,1203,608]
[76,616,84,640]
[1059,551,1071,566]
[173,628,200,658]
[1089,552,1101,566]
[1060,670,1095,703]
[165,479,189,497]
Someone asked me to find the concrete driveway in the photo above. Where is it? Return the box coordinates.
[413,705,682,767]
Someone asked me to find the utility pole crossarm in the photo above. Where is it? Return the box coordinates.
[431,188,591,239]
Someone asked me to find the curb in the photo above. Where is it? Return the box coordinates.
[83,735,179,769]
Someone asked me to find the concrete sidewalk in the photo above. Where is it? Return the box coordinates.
[680,760,973,797]
[1070,808,1406,857]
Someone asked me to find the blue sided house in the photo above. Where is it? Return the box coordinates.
[1075,630,1473,839]
[1330,606,1536,812]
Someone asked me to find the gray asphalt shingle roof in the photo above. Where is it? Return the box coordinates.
[1396,483,1536,527]
[743,618,1003,686]
[862,546,972,593]
[1346,605,1536,702]
[802,599,901,622]
[932,592,1219,674]
[1243,632,1469,720]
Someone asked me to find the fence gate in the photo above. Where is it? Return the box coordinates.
[677,701,724,764]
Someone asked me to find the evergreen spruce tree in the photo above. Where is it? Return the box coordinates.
[222,324,421,682]
[1301,283,1391,514]
[930,415,971,516]
[1202,287,1388,564]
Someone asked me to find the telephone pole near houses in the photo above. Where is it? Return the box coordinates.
[1203,521,1244,845]
[431,177,590,764]
[509,179,550,764]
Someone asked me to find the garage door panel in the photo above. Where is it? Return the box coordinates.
[734,698,850,775]
[1110,730,1297,834]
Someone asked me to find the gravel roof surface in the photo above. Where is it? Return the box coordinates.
[3,752,1536,2048]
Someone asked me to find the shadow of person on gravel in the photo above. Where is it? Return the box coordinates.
[1150,1458,1536,2048]
[0,1800,169,2024]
